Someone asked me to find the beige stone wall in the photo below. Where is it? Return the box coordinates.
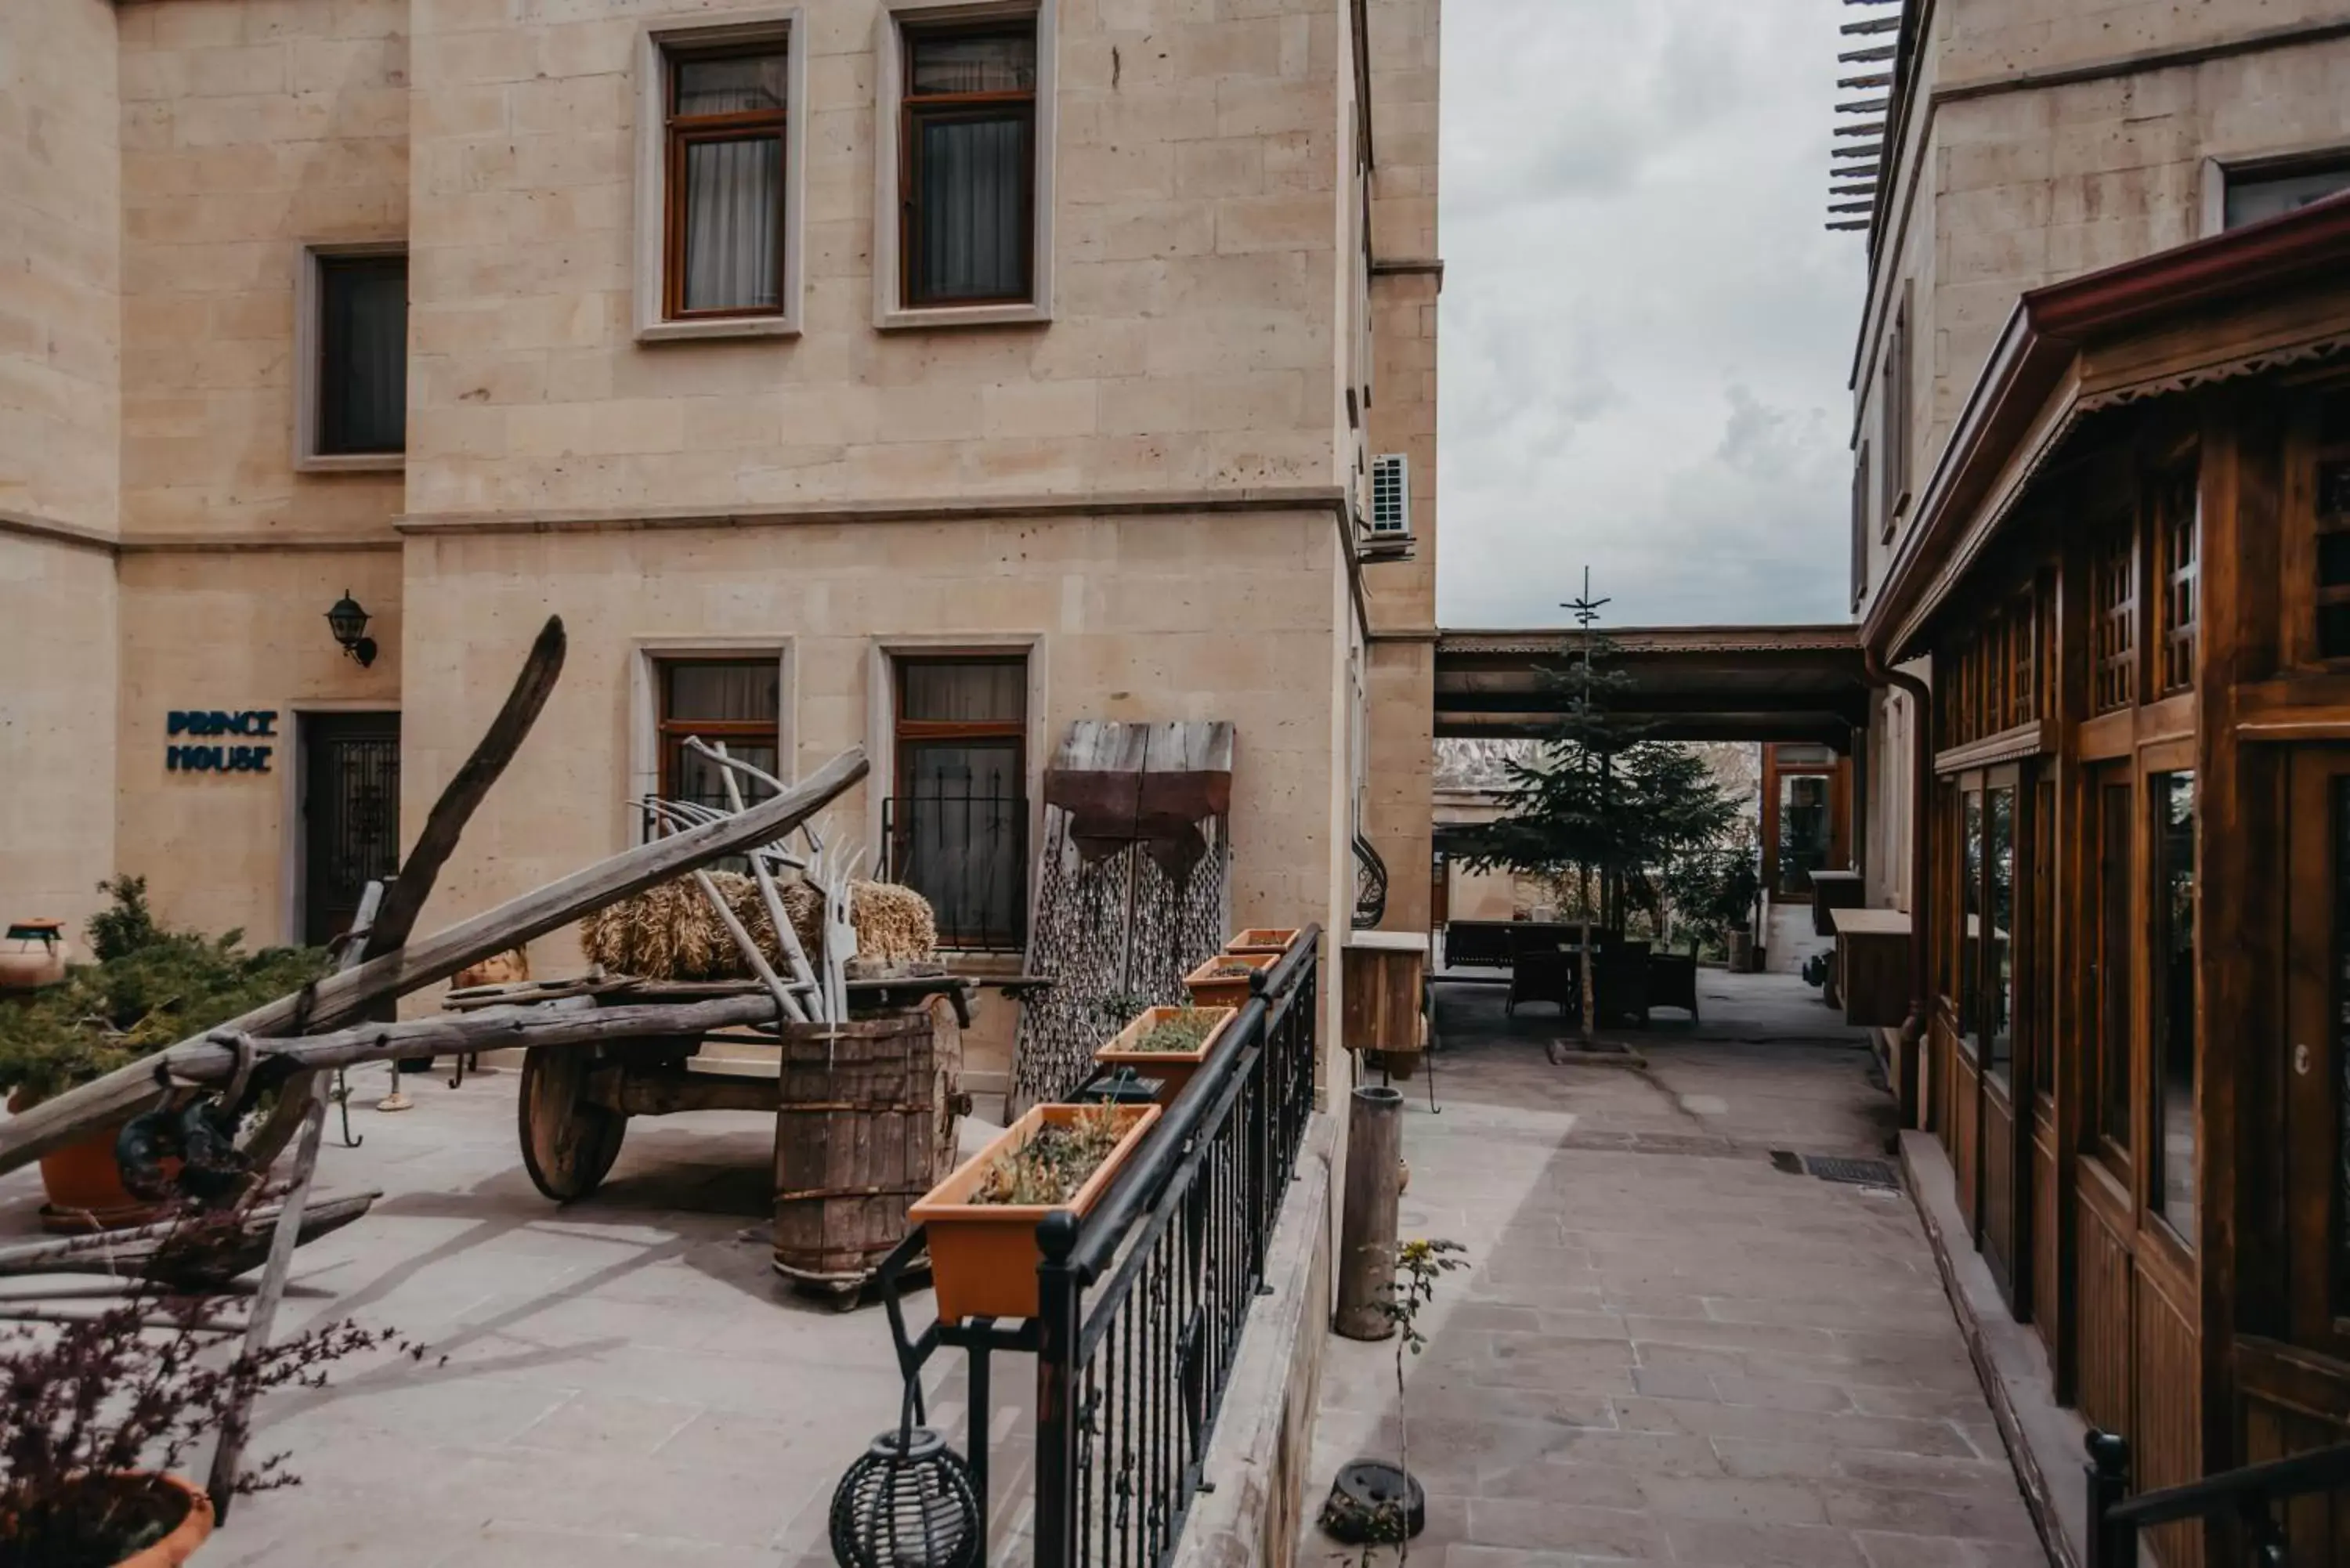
[403,0,1347,522]
[0,537,121,942]
[113,546,403,943]
[1937,0,2350,84]
[1,0,121,536]
[396,511,1347,1075]
[1358,0,1437,931]
[116,0,410,540]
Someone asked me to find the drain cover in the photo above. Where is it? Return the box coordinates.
[1804,1155,1899,1188]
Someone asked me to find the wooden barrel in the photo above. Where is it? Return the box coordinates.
[772,1000,962,1301]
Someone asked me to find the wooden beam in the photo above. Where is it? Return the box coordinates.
[0,748,869,1177]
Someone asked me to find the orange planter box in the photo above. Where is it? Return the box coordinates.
[1224,927,1298,955]
[1093,1005,1238,1106]
[910,1102,1160,1324]
[1183,952,1276,1009]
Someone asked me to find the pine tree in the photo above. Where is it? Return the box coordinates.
[1466,572,1741,1035]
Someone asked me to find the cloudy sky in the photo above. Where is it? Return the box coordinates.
[1434,0,1868,630]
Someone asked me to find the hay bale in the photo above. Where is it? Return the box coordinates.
[580,873,938,980]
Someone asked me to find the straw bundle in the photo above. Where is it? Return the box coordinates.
[580,874,938,980]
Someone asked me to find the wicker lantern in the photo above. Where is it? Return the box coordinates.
[827,1414,981,1568]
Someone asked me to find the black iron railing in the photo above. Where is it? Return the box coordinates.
[882,793,1029,952]
[873,929,1321,1567]
[2086,1428,2350,1566]
[1032,929,1320,1567]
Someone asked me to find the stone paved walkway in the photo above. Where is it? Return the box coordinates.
[0,1065,1003,1566]
[1300,970,2049,1568]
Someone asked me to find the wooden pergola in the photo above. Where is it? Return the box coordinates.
[1433,623,1872,750]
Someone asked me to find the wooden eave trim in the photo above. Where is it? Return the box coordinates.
[0,515,405,558]
[1932,720,2049,776]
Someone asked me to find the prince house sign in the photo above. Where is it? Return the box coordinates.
[167,710,278,775]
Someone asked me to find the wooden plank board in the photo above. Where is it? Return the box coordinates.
[0,747,869,1177]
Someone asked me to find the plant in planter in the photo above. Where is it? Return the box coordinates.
[909,1102,1161,1324]
[0,1203,425,1568]
[0,879,330,1230]
[1320,1237,1468,1564]
[1093,1005,1238,1104]
[1182,952,1274,1010]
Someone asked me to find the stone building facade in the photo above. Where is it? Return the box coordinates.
[1847,0,2350,915]
[0,0,1441,1082]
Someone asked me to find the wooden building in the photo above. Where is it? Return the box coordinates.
[1863,193,2350,1563]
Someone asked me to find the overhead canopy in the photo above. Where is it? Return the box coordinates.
[1434,624,1871,750]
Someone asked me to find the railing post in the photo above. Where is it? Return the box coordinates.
[1033,1209,1084,1568]
[2085,1429,2134,1568]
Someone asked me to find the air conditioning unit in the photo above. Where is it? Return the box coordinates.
[1368,453,1410,537]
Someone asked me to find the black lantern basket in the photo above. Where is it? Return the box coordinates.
[829,1386,982,1568]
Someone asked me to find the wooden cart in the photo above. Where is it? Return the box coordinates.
[479,976,971,1306]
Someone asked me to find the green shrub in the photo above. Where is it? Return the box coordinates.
[0,879,331,1104]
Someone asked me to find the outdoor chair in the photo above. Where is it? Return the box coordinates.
[1505,925,1579,1018]
[1647,952,1700,1021]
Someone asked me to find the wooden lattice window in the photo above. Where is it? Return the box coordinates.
[2156,465,2199,693]
[2095,527,2137,714]
[2316,392,2350,659]
[2008,591,2037,728]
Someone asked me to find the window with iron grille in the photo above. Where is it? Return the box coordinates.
[890,655,1028,951]
[1370,453,1410,536]
[2316,392,2350,659]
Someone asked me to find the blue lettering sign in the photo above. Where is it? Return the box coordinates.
[164,713,276,775]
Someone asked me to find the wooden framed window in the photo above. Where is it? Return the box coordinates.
[663,43,790,320]
[2008,591,2037,728]
[890,655,1029,951]
[2153,464,2199,694]
[1880,284,1912,538]
[2090,768,2135,1165]
[295,246,407,470]
[2148,768,2197,1241]
[655,659,783,815]
[898,21,1038,309]
[2094,526,2138,714]
[1851,443,1872,609]
[2311,391,2350,659]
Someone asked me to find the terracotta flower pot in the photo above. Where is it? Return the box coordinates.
[2,1472,216,1567]
[118,1473,215,1567]
[1181,952,1275,1010]
[5,1089,168,1235]
[1224,927,1299,956]
[0,918,68,992]
[910,1102,1161,1324]
[1093,1005,1238,1105]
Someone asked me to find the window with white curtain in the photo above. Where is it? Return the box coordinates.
[899,23,1037,307]
[663,43,789,319]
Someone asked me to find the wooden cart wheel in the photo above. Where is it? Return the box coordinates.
[519,1046,627,1201]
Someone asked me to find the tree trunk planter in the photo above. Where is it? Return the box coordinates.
[1225,927,1299,956]
[1093,1005,1238,1105]
[1182,952,1275,1010]
[910,1102,1159,1324]
[4,1090,167,1236]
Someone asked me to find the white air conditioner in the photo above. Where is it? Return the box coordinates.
[1369,453,1410,537]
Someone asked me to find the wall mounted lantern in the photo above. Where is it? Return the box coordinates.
[325,591,378,668]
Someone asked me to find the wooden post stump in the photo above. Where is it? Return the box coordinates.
[1335,1085,1405,1340]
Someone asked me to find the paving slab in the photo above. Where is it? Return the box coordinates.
[1299,971,2048,1568]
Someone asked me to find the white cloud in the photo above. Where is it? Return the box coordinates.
[1435,0,1867,629]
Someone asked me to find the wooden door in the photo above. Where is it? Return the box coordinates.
[300,712,400,948]
[2248,747,2350,1563]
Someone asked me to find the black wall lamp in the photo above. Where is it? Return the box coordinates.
[325,591,378,668]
